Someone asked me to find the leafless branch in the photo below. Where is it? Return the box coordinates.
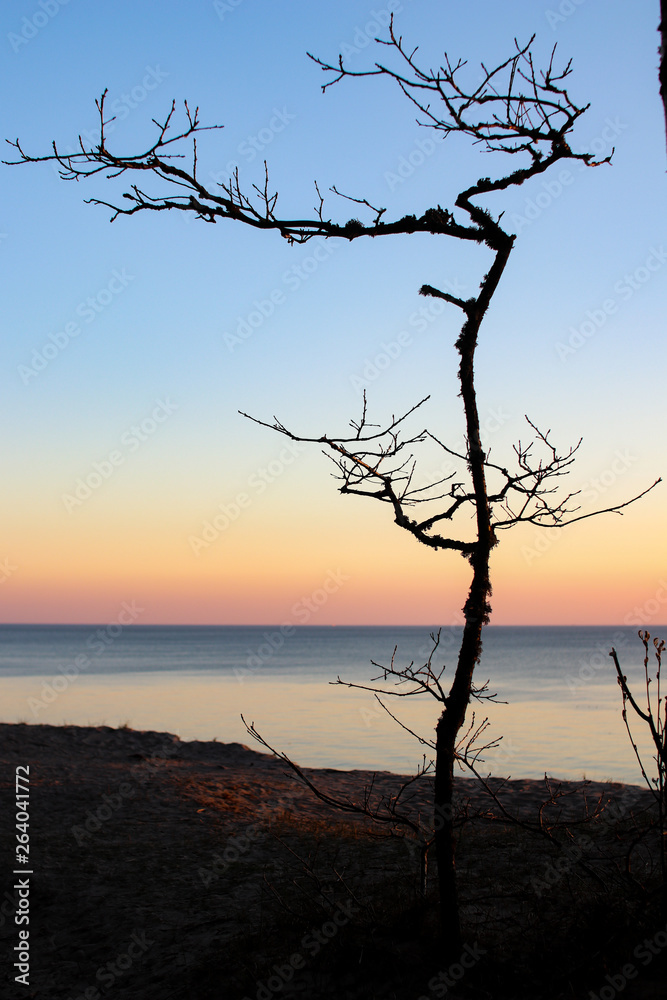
[241,714,427,840]
[611,634,667,805]
[6,26,608,249]
[240,401,659,556]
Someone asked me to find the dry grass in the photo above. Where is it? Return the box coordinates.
[1,723,665,1000]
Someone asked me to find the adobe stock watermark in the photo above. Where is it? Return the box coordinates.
[49,67,168,185]
[564,582,667,696]
[72,781,137,847]
[49,66,168,185]
[556,246,667,362]
[385,133,441,191]
[234,569,350,681]
[27,601,144,718]
[545,0,587,31]
[355,622,477,728]
[198,822,264,888]
[417,942,486,999]
[71,736,180,846]
[411,405,512,494]
[189,440,305,555]
[208,107,296,180]
[511,117,627,234]
[350,290,461,393]
[565,628,629,696]
[530,795,629,897]
[223,238,337,351]
[624,581,667,627]
[197,792,300,888]
[578,450,638,507]
[241,901,359,1000]
[357,621,464,726]
[0,558,17,584]
[65,929,155,1000]
[587,919,667,1000]
[73,66,169,142]
[337,1,403,63]
[62,398,178,513]
[213,0,243,21]
[8,0,72,54]
[18,268,135,384]
[521,448,637,565]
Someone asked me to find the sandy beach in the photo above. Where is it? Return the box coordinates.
[1,722,664,1000]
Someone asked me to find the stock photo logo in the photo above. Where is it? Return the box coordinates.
[27,602,144,718]
[188,441,305,555]
[555,247,666,362]
[61,399,178,513]
[545,0,587,30]
[18,269,135,384]
[8,0,72,53]
[222,239,337,351]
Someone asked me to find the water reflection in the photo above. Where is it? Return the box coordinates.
[1,670,656,786]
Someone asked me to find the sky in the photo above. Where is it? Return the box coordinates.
[1,0,666,626]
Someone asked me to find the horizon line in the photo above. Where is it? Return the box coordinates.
[0,621,663,629]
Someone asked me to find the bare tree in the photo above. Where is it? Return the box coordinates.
[611,631,667,912]
[6,19,660,957]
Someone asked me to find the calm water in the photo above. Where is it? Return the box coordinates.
[1,624,664,784]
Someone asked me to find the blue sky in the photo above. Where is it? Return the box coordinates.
[1,0,666,625]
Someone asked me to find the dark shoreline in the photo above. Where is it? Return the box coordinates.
[0,722,663,1000]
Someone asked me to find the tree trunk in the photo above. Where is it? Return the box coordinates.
[434,727,461,956]
[431,232,511,960]
[433,590,487,961]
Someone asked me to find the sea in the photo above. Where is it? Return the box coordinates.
[1,624,665,786]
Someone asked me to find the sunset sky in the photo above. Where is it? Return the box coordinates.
[2,0,665,626]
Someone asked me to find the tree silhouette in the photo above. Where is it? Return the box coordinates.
[6,18,660,957]
[611,631,667,914]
